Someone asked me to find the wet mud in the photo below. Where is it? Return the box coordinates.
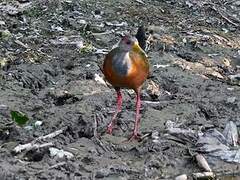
[0,0,240,179]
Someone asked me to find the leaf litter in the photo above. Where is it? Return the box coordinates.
[1,0,240,179]
[196,121,240,163]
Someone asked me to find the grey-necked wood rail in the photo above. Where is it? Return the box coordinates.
[102,31,149,140]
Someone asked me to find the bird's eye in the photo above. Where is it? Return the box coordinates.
[126,40,131,45]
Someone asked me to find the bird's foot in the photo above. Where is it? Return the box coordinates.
[125,132,141,142]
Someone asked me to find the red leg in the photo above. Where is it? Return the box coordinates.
[128,88,141,140]
[107,89,122,134]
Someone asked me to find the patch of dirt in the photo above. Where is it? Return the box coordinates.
[0,0,240,179]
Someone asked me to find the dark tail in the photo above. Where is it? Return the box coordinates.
[135,25,146,50]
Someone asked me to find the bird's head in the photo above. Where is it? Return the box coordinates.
[118,35,139,52]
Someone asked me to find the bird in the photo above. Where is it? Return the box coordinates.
[102,33,149,140]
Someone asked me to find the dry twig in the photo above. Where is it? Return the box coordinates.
[14,142,54,153]
[13,127,66,153]
[210,6,239,27]
[192,172,215,179]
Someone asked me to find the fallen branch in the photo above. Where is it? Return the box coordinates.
[13,127,66,153]
[14,142,53,153]
[15,40,29,49]
[142,100,161,105]
[49,162,66,169]
[36,128,65,141]
[35,162,67,175]
[192,172,215,179]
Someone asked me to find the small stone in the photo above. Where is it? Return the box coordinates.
[222,28,229,33]
[95,168,110,178]
[79,19,87,24]
[34,121,43,127]
[51,25,64,32]
[0,21,5,25]
[151,130,159,140]
[229,74,240,81]
[49,147,74,159]
[195,154,212,172]
[227,97,236,103]
[175,174,187,180]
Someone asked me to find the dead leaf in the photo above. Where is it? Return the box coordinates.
[146,80,160,97]
[223,121,238,146]
[94,74,108,87]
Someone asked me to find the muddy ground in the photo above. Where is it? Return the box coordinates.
[0,0,240,179]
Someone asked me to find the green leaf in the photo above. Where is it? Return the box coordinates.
[10,110,29,126]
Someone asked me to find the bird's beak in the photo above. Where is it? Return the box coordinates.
[133,41,141,50]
